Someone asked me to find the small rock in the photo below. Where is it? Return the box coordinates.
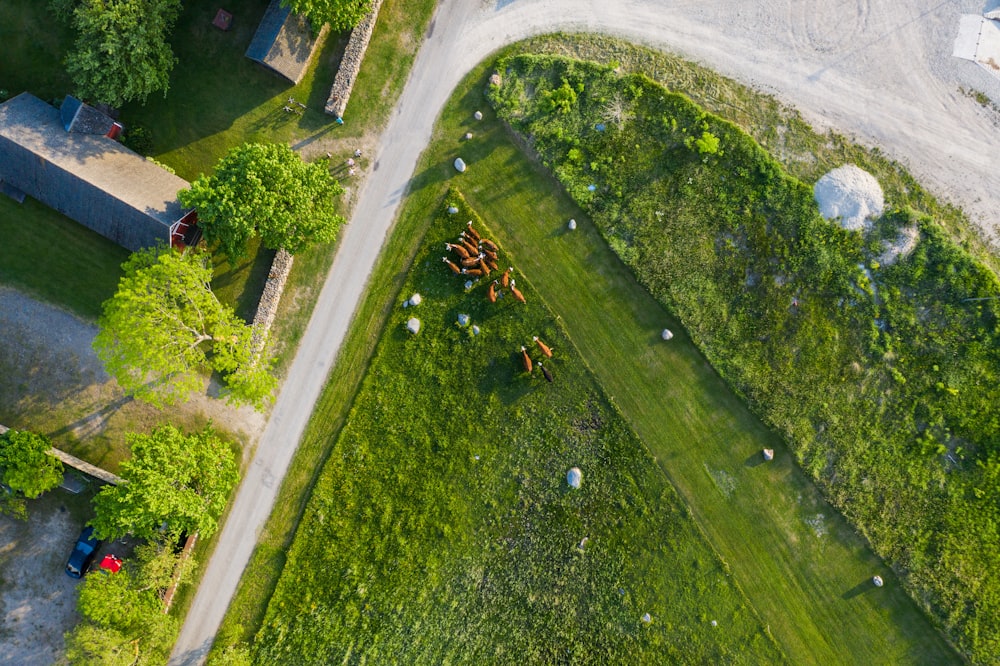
[567,467,582,489]
[472,325,481,335]
[406,318,421,334]
[567,218,577,230]
[711,620,718,627]
[873,575,884,587]
[763,448,774,461]
[457,313,470,327]
[474,110,483,120]
[454,157,467,173]
[641,613,652,624]
[408,293,422,307]
[447,206,459,214]
[661,329,674,341]
[464,132,473,140]
[489,73,501,86]
[464,280,474,290]
[587,184,596,192]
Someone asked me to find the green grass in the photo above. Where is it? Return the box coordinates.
[0,197,128,320]
[245,190,783,663]
[217,40,959,665]
[0,0,74,102]
[408,54,956,666]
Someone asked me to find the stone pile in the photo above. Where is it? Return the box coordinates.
[250,248,294,358]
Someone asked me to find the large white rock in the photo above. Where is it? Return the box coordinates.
[408,293,422,307]
[406,318,421,334]
[567,467,582,489]
[568,218,577,230]
[454,157,467,173]
[661,329,674,341]
[814,165,884,233]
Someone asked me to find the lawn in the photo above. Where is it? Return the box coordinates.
[246,191,784,664]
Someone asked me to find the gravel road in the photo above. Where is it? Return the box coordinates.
[170,1,1000,663]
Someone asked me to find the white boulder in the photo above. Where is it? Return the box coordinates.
[457,313,470,327]
[454,157,467,173]
[406,318,421,334]
[567,467,582,489]
[661,329,674,341]
[568,218,577,230]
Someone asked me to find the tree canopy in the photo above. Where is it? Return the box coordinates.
[282,0,374,33]
[94,245,276,409]
[64,0,182,107]
[178,143,345,260]
[91,425,240,541]
[64,542,187,665]
[0,430,63,499]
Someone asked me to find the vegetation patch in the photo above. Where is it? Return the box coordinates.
[487,53,1000,663]
[248,190,782,664]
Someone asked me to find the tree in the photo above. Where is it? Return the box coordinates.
[91,425,239,541]
[64,0,182,107]
[64,542,186,665]
[0,430,64,517]
[281,0,374,33]
[178,143,345,260]
[94,245,276,408]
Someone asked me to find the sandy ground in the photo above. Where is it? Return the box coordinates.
[161,0,994,661]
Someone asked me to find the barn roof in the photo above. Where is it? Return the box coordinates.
[59,96,115,135]
[0,93,189,232]
[245,0,324,84]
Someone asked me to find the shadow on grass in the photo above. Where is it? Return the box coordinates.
[45,394,134,440]
[842,578,879,600]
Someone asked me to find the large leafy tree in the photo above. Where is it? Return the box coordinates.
[94,246,276,408]
[65,0,182,107]
[64,542,189,665]
[91,425,239,541]
[282,0,373,33]
[178,143,345,260]
[0,429,63,497]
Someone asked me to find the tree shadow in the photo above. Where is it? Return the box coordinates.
[45,394,134,440]
[744,451,769,468]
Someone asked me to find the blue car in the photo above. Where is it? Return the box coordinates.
[65,526,102,578]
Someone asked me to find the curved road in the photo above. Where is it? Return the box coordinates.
[170,0,999,662]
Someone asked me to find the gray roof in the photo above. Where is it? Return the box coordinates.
[60,96,116,135]
[245,0,323,84]
[0,93,189,228]
[0,93,191,251]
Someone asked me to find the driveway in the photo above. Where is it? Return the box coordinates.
[171,0,1000,663]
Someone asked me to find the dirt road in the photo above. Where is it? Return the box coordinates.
[170,1,1000,662]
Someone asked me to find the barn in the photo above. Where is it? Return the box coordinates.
[0,93,197,252]
[245,0,327,85]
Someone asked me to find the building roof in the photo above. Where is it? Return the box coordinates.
[245,0,324,84]
[0,92,189,231]
[59,96,116,135]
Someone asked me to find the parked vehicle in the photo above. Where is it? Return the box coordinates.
[65,526,102,578]
[98,554,123,574]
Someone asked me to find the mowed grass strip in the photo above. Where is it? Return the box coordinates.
[394,55,957,664]
[249,190,784,664]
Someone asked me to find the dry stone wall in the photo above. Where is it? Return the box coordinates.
[250,248,294,359]
[324,0,385,117]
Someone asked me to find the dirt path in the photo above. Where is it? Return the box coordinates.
[170,1,1000,663]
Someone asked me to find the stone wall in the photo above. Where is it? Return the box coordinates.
[324,0,385,117]
[250,248,294,359]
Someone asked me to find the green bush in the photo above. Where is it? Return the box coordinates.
[488,53,1000,665]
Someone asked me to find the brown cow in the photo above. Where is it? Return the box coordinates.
[465,220,481,242]
[446,242,470,259]
[463,267,483,277]
[521,346,533,373]
[442,257,461,274]
[480,238,498,253]
[533,336,553,358]
[501,267,513,288]
[510,280,526,303]
[487,280,497,303]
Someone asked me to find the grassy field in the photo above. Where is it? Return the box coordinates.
[244,191,784,663]
[215,41,959,665]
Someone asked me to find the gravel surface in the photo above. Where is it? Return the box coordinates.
[172,1,1000,663]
